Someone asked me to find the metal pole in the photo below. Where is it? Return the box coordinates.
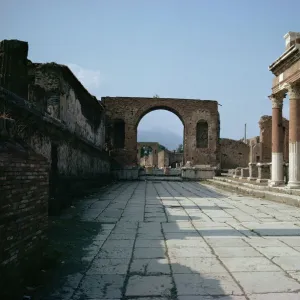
[244,123,247,143]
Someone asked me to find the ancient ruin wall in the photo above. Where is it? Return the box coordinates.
[0,40,29,99]
[0,125,48,297]
[0,39,111,212]
[169,151,183,167]
[158,150,169,168]
[103,96,220,167]
[137,142,159,167]
[28,63,106,149]
[247,136,260,163]
[220,138,250,169]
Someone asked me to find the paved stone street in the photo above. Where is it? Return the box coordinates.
[43,181,300,300]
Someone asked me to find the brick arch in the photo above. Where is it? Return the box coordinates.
[102,96,220,167]
[134,104,185,127]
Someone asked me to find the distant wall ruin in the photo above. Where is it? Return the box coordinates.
[220,138,250,169]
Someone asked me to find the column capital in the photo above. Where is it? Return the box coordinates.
[283,82,300,99]
[269,93,285,108]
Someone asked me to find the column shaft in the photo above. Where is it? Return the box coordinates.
[269,94,284,186]
[287,83,300,188]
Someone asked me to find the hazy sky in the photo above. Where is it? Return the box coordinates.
[2,0,300,140]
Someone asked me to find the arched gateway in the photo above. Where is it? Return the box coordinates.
[102,96,220,167]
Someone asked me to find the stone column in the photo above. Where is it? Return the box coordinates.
[268,94,285,187]
[285,83,300,188]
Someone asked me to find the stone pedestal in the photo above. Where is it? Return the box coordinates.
[247,163,258,181]
[228,169,235,177]
[145,166,153,174]
[233,167,241,178]
[239,168,249,179]
[164,167,170,175]
[257,163,271,183]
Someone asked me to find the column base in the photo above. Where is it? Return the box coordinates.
[271,153,284,184]
[286,181,300,189]
[247,177,256,181]
[268,180,285,187]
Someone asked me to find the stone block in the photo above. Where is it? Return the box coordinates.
[240,168,249,179]
[233,167,241,178]
[181,166,216,180]
[247,163,258,180]
[256,163,271,182]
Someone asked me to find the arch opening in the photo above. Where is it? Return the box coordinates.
[137,109,184,169]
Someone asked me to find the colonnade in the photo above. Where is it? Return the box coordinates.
[269,82,300,188]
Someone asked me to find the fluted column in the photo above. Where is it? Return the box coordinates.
[269,94,285,186]
[285,83,300,188]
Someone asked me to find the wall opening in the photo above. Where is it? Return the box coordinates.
[137,109,184,168]
[196,120,208,148]
[113,119,125,149]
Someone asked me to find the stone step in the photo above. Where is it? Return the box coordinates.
[203,176,300,208]
[138,175,182,181]
[213,176,300,196]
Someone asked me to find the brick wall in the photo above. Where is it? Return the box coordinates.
[0,119,49,298]
[0,39,111,214]
[220,138,250,169]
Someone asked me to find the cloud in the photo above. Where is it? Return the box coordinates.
[67,63,102,89]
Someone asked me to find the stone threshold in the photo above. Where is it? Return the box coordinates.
[203,176,300,208]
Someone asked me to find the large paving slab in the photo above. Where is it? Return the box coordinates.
[40,181,300,299]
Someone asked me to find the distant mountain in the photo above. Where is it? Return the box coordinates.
[138,129,183,150]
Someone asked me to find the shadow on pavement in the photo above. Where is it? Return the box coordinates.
[31,180,300,299]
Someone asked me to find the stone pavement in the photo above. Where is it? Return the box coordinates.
[43,181,300,300]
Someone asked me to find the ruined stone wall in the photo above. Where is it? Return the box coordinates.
[137,142,159,167]
[140,153,154,167]
[0,39,111,213]
[0,40,29,99]
[220,138,250,169]
[0,88,111,212]
[169,151,183,167]
[158,150,169,168]
[247,136,260,163]
[28,63,106,149]
[0,122,48,298]
[259,116,272,163]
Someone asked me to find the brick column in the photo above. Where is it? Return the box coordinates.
[269,94,285,186]
[285,83,300,188]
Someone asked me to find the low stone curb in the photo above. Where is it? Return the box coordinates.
[203,177,300,208]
